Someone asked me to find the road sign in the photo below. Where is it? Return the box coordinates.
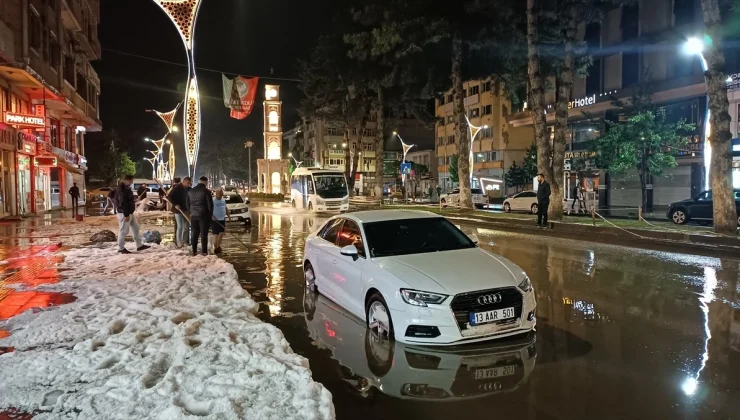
[401,162,411,175]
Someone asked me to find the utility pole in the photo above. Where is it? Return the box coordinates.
[245,140,254,193]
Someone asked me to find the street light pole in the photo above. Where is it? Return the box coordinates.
[394,131,415,202]
[465,116,488,189]
[245,140,254,193]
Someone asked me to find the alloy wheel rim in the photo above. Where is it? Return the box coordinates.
[368,301,390,337]
[305,267,315,289]
[674,211,685,223]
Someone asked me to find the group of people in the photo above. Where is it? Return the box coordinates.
[104,175,227,256]
[166,176,228,255]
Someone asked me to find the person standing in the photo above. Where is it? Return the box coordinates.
[68,182,80,217]
[211,189,227,254]
[570,181,581,214]
[104,187,116,215]
[136,183,148,201]
[536,173,551,229]
[116,175,150,254]
[167,177,191,247]
[187,176,213,256]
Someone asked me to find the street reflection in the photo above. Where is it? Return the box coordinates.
[303,292,537,401]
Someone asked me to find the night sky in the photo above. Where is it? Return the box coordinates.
[94,0,334,176]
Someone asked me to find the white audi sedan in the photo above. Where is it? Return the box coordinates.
[302,210,537,346]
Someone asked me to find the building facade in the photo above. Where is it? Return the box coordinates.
[436,78,534,195]
[0,0,101,218]
[507,0,710,210]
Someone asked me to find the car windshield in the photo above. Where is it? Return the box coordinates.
[314,175,347,199]
[363,217,476,258]
[225,193,244,203]
[471,188,484,195]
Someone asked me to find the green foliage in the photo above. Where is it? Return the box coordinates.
[522,144,538,180]
[448,155,459,184]
[87,130,135,186]
[505,161,527,192]
[383,160,401,178]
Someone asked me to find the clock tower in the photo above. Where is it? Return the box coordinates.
[257,84,290,194]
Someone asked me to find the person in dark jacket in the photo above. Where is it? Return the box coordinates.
[136,183,148,201]
[187,176,213,256]
[116,175,150,254]
[68,183,80,217]
[167,177,191,247]
[536,173,551,228]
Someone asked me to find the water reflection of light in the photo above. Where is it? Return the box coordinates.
[683,267,717,396]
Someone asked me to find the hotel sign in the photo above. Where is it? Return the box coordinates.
[568,94,597,110]
[4,112,45,128]
[565,151,597,159]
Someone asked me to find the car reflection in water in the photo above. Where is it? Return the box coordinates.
[304,292,537,401]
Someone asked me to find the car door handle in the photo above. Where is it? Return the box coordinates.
[331,258,337,265]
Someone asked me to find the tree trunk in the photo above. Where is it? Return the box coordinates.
[527,0,552,192]
[343,128,355,195]
[349,124,362,196]
[701,0,737,234]
[374,88,385,199]
[452,30,473,210]
[551,6,578,221]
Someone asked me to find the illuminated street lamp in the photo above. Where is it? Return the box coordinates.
[244,140,254,193]
[394,132,415,201]
[288,152,303,168]
[683,36,711,190]
[465,115,488,187]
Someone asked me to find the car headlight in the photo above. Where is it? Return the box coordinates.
[518,276,533,292]
[400,289,448,307]
[316,198,324,205]
[341,197,349,204]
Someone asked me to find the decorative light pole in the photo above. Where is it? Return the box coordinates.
[683,37,711,190]
[394,131,415,200]
[151,0,203,177]
[288,152,303,168]
[465,115,488,188]
[244,140,254,193]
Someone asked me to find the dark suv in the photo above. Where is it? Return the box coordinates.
[666,190,740,225]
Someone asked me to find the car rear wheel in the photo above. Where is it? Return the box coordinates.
[504,203,511,213]
[308,202,313,211]
[291,200,296,208]
[304,262,317,292]
[671,209,688,225]
[531,203,538,214]
[366,292,394,341]
[440,199,447,208]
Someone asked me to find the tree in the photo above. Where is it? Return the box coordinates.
[409,162,430,195]
[522,143,538,182]
[505,161,527,192]
[591,109,693,212]
[86,130,135,186]
[449,154,460,184]
[700,0,737,233]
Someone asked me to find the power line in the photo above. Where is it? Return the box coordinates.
[102,48,303,82]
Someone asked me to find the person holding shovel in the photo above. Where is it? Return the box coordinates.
[167,177,191,248]
[211,189,227,254]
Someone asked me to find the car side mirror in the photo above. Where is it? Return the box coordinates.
[340,245,359,260]
[468,233,479,245]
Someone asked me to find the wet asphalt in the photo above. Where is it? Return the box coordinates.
[219,205,740,420]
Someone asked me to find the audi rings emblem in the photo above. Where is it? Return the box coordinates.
[478,293,502,305]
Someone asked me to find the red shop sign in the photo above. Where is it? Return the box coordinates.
[34,156,57,167]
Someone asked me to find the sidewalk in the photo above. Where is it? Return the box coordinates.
[0,212,334,419]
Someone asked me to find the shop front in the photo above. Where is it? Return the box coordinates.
[0,126,17,218]
[15,132,36,215]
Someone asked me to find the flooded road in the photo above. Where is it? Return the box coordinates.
[221,206,740,419]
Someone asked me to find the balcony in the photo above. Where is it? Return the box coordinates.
[0,20,14,61]
[75,31,100,61]
[60,0,83,32]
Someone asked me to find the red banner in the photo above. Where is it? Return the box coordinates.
[222,75,259,120]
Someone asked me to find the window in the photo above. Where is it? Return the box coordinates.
[622,51,640,87]
[482,127,493,138]
[64,56,75,86]
[327,127,339,135]
[77,73,88,97]
[362,128,373,136]
[29,8,41,52]
[674,0,696,26]
[50,38,60,69]
[319,219,344,243]
[268,111,279,125]
[363,218,475,258]
[446,115,455,124]
[64,125,72,151]
[482,81,492,92]
[446,94,453,103]
[621,4,639,40]
[469,85,480,96]
[437,137,444,146]
[469,108,480,118]
[447,135,455,144]
[586,58,602,95]
[362,143,373,151]
[337,220,365,257]
[482,105,492,115]
[697,191,712,201]
[49,120,59,148]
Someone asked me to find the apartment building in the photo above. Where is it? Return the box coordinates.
[507,0,711,210]
[0,0,101,218]
[436,78,534,194]
[300,116,433,193]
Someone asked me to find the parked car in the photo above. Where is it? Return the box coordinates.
[223,191,252,226]
[88,187,113,199]
[440,188,488,209]
[503,191,539,214]
[302,210,537,346]
[667,190,740,225]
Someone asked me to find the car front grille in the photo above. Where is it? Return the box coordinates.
[229,209,243,215]
[324,200,342,209]
[450,287,523,332]
[449,352,524,397]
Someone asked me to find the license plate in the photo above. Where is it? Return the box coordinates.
[469,307,515,325]
[474,365,516,380]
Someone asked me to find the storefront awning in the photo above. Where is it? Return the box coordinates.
[56,157,83,175]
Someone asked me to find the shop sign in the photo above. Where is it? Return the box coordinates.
[676,134,703,158]
[565,151,597,159]
[4,112,45,128]
[79,156,87,169]
[37,141,52,154]
[34,156,57,167]
[328,149,345,156]
[728,73,740,92]
[16,132,37,154]
[52,146,79,166]
[568,94,597,110]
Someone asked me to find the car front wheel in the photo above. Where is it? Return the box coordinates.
[671,209,688,225]
[304,262,317,292]
[366,292,394,341]
[504,203,511,213]
[531,203,538,214]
